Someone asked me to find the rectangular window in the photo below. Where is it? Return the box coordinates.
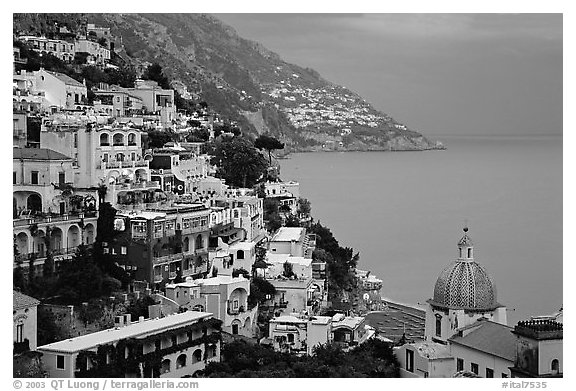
[31,171,39,185]
[471,363,479,375]
[121,246,127,255]
[13,172,16,184]
[233,299,239,310]
[16,324,24,343]
[59,172,65,185]
[102,153,108,163]
[74,133,78,148]
[405,349,414,372]
[457,358,464,372]
[56,355,65,370]
[486,368,494,378]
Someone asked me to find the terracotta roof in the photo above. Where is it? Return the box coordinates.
[13,148,71,161]
[448,320,516,362]
[46,70,84,87]
[13,291,40,310]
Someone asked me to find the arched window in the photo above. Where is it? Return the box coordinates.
[237,250,245,260]
[100,133,109,146]
[195,235,203,250]
[551,359,559,374]
[176,354,187,369]
[113,133,125,146]
[192,349,202,363]
[183,237,189,252]
[435,314,442,337]
[161,359,171,374]
[128,133,136,146]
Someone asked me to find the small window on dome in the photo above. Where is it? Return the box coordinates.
[467,248,473,258]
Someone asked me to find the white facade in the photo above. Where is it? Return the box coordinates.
[37,311,220,378]
[166,276,257,337]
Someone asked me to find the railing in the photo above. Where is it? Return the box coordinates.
[13,211,97,227]
[153,253,183,265]
[181,226,208,235]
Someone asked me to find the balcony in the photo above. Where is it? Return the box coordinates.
[13,211,98,228]
[153,253,183,266]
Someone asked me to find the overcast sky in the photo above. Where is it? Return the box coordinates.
[216,14,562,137]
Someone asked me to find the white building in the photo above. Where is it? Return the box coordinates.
[269,313,373,356]
[13,291,40,353]
[37,311,221,378]
[268,227,315,258]
[165,275,258,337]
[18,36,75,62]
[34,69,87,110]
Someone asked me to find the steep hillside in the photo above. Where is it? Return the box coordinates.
[13,13,444,152]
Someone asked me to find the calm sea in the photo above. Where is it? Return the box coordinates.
[280,135,562,325]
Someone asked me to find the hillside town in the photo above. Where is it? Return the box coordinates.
[13,19,562,379]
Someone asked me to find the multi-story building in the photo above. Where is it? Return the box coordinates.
[40,121,155,208]
[34,69,87,110]
[127,79,176,126]
[269,313,373,355]
[93,84,144,117]
[165,275,258,337]
[109,203,211,285]
[264,180,300,199]
[268,227,316,258]
[18,36,76,63]
[13,112,28,148]
[510,319,563,378]
[448,320,516,378]
[396,341,454,378]
[37,311,221,378]
[75,38,110,66]
[13,291,40,354]
[13,147,98,272]
[13,71,43,115]
[214,195,265,243]
[150,148,211,196]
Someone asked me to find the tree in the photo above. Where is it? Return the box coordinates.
[186,127,209,142]
[284,214,301,227]
[42,226,54,278]
[142,63,170,89]
[297,198,312,216]
[254,134,285,164]
[208,136,268,188]
[147,130,175,149]
[282,261,295,278]
[248,277,276,309]
[13,236,26,290]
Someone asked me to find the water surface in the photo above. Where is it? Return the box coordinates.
[280,135,562,324]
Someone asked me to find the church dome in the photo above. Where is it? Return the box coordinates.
[429,228,499,311]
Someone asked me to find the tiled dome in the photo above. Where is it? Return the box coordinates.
[429,228,499,311]
[431,259,498,310]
